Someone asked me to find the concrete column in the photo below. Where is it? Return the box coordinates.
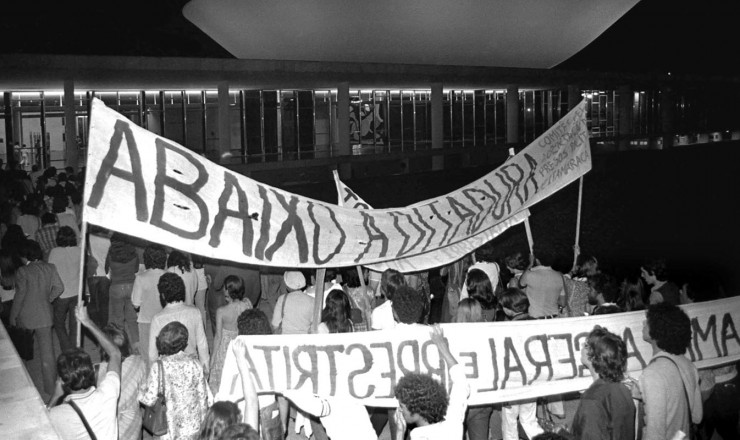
[568,84,581,109]
[64,80,78,170]
[660,85,675,149]
[618,85,633,151]
[336,83,351,179]
[336,83,350,156]
[506,85,520,145]
[3,92,13,162]
[217,82,231,160]
[431,83,444,170]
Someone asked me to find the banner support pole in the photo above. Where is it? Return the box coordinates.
[572,176,584,272]
[75,220,89,347]
[311,268,326,334]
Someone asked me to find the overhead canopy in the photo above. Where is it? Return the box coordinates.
[183,0,640,69]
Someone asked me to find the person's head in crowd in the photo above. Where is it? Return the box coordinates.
[69,189,82,206]
[2,225,28,250]
[19,239,43,262]
[500,287,530,318]
[466,268,497,310]
[199,401,241,440]
[100,323,133,362]
[380,268,406,301]
[158,272,186,306]
[641,258,669,285]
[454,298,483,323]
[41,212,58,226]
[217,423,259,440]
[57,348,96,394]
[643,302,692,355]
[504,251,528,274]
[156,321,189,356]
[52,195,68,214]
[64,166,75,177]
[109,233,138,262]
[191,253,205,269]
[321,288,353,333]
[588,273,620,306]
[224,275,246,302]
[55,226,77,248]
[19,198,40,217]
[395,372,449,426]
[581,325,627,382]
[342,267,364,289]
[237,309,272,336]
[44,166,58,179]
[392,285,425,324]
[167,249,192,273]
[573,255,599,278]
[283,270,306,292]
[143,244,167,270]
[621,274,646,311]
[57,172,67,184]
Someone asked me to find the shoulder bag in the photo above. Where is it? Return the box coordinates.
[142,360,168,436]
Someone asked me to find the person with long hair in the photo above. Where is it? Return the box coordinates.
[199,401,241,440]
[139,321,212,440]
[563,254,599,317]
[341,267,374,331]
[167,249,199,306]
[318,288,354,334]
[209,275,252,392]
[453,298,492,440]
[464,265,501,321]
[106,233,140,347]
[48,226,81,352]
[499,288,544,440]
[97,323,147,439]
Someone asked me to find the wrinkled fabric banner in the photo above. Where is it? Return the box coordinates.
[216,297,740,407]
[333,170,531,272]
[83,98,590,269]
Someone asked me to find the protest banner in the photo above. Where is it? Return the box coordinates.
[83,98,591,270]
[217,297,740,407]
[332,170,531,272]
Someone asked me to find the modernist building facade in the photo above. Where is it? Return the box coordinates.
[2,54,738,183]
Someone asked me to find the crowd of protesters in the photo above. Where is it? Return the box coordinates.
[1,161,738,440]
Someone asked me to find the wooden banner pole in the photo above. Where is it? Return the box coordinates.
[75,220,89,347]
[572,176,584,272]
[311,268,326,334]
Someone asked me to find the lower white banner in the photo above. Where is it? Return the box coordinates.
[217,297,740,407]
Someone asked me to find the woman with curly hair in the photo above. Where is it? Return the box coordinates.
[209,275,252,392]
[48,226,81,352]
[571,325,634,439]
[139,321,212,440]
[317,288,354,334]
[106,232,140,346]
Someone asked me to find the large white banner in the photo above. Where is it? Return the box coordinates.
[333,170,531,272]
[217,297,740,407]
[83,99,591,269]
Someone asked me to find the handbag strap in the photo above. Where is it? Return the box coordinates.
[650,355,693,425]
[157,360,165,397]
[279,292,290,323]
[68,400,98,440]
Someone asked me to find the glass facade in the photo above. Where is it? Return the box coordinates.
[1,86,734,170]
